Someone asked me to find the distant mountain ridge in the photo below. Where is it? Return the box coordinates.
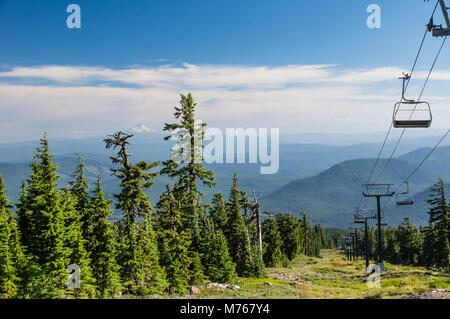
[0,135,448,226]
[260,155,448,227]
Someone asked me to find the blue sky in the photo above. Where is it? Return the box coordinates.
[1,0,448,68]
[0,0,449,142]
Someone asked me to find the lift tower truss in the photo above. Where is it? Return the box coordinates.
[362,184,395,265]
[428,0,450,37]
[354,209,377,270]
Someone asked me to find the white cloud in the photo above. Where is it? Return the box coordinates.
[0,63,433,88]
[0,63,449,142]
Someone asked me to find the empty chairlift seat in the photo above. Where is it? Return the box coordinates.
[393,100,432,128]
[392,74,432,128]
[395,182,415,206]
[396,199,415,206]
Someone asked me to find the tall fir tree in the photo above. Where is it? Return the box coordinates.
[16,134,69,297]
[422,223,438,267]
[396,217,423,265]
[135,213,168,295]
[202,227,238,284]
[226,173,254,277]
[161,93,214,231]
[210,193,228,232]
[69,157,94,252]
[161,93,215,199]
[197,207,237,284]
[60,188,96,298]
[262,217,286,267]
[156,186,192,294]
[277,212,301,260]
[15,180,30,251]
[0,174,23,298]
[104,131,166,295]
[89,175,122,298]
[425,179,450,269]
[161,93,216,280]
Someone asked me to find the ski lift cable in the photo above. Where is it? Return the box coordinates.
[373,35,447,184]
[354,2,440,209]
[373,2,443,184]
[382,129,450,210]
[397,129,449,191]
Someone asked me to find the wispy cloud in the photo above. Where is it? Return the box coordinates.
[1,63,434,88]
[0,63,449,142]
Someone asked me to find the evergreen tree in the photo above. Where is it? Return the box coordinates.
[226,173,254,277]
[15,180,30,251]
[423,223,438,267]
[161,93,215,237]
[135,214,168,295]
[60,188,96,298]
[314,224,327,251]
[383,227,399,264]
[69,157,94,252]
[17,134,69,297]
[104,131,165,295]
[196,206,237,283]
[396,217,423,265]
[210,193,228,232]
[161,93,217,280]
[0,174,22,298]
[277,213,301,260]
[262,217,286,267]
[311,225,323,257]
[156,186,191,294]
[426,179,450,269]
[202,227,238,284]
[161,93,215,199]
[89,175,122,298]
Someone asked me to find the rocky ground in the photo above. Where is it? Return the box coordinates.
[402,289,450,299]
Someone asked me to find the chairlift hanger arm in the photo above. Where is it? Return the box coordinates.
[399,74,415,103]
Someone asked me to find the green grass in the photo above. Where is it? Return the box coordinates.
[197,250,450,299]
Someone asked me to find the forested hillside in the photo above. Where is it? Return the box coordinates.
[261,158,443,226]
[1,144,449,225]
[0,94,337,299]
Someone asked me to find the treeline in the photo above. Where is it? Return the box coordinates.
[262,212,329,267]
[0,93,331,299]
[384,179,449,270]
[349,179,449,271]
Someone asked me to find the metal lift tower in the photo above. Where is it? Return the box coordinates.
[354,209,377,270]
[362,184,395,265]
[428,0,450,37]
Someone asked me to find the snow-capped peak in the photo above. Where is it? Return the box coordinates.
[131,124,156,133]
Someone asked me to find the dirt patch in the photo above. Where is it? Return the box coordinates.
[268,272,306,282]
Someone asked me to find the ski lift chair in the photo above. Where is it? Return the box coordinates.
[393,74,432,128]
[396,182,415,206]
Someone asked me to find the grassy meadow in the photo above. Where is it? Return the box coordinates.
[191,249,450,299]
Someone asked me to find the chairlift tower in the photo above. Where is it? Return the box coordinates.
[348,225,362,261]
[362,184,395,265]
[347,232,357,261]
[354,209,377,269]
[342,237,352,261]
[428,0,450,37]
